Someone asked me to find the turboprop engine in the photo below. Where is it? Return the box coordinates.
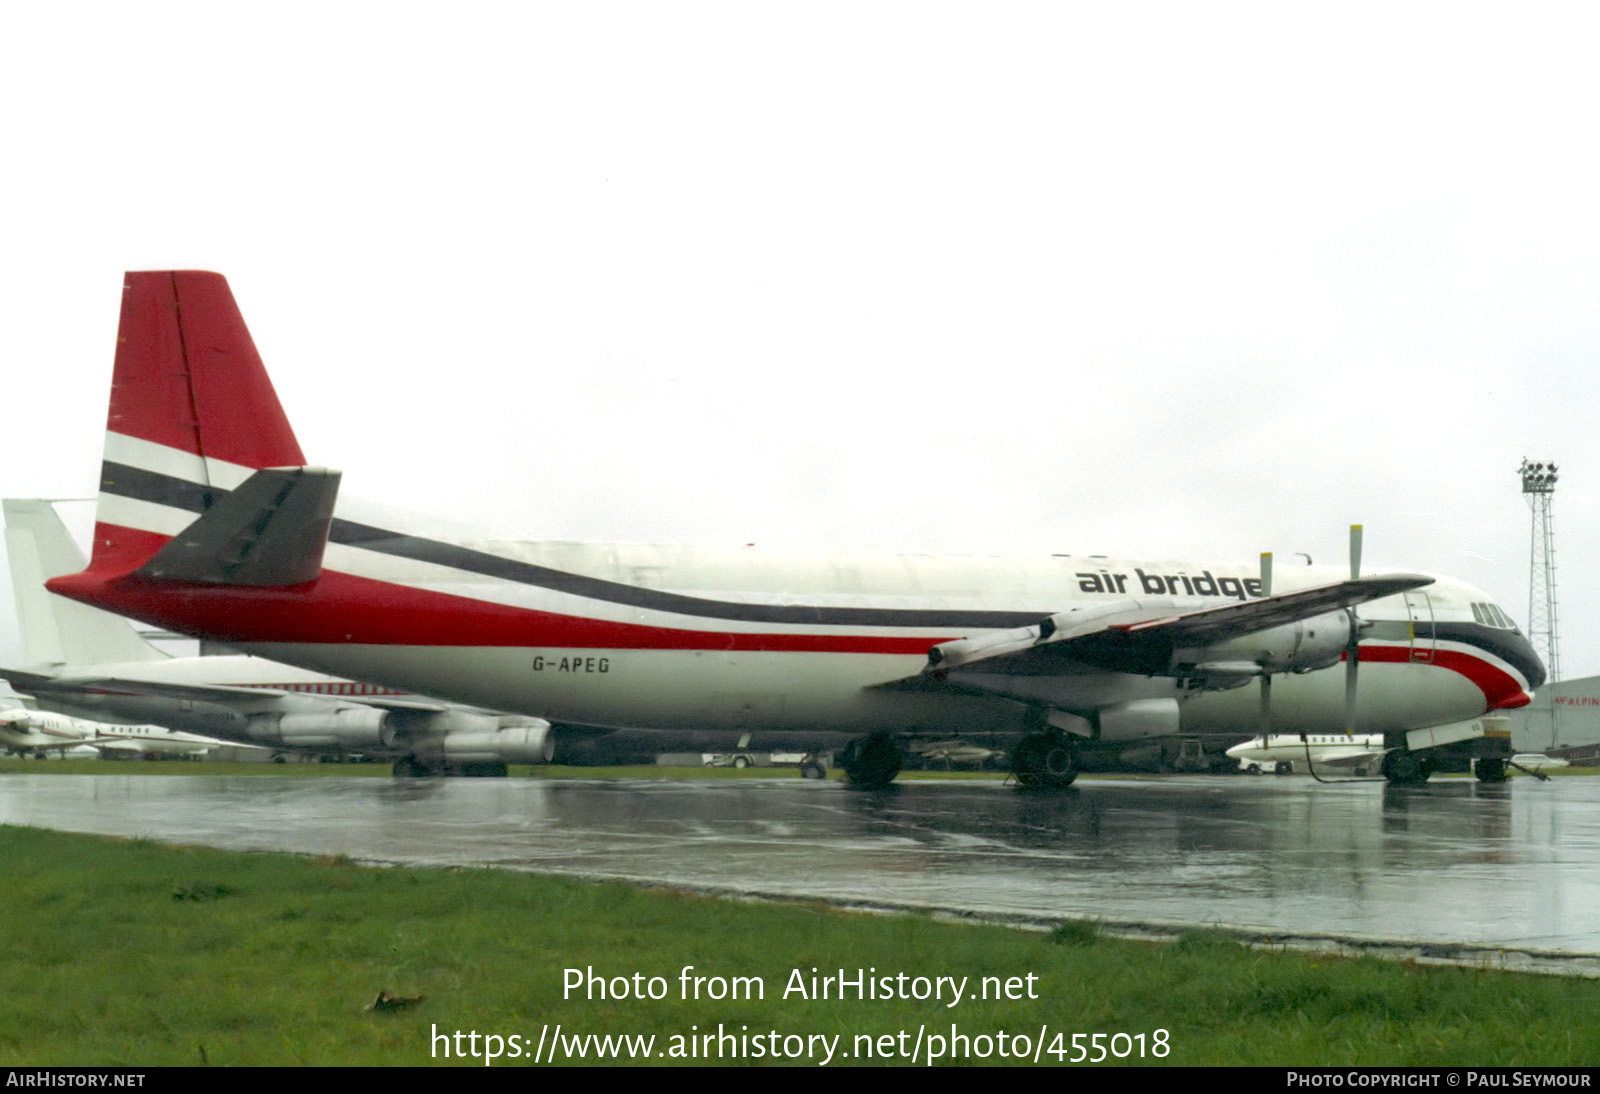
[1171,610,1354,687]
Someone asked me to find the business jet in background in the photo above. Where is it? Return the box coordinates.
[43,272,1543,787]
[1226,733,1387,776]
[0,706,219,759]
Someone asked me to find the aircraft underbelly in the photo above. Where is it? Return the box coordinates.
[1177,659,1488,735]
[240,644,1036,734]
[236,639,1496,742]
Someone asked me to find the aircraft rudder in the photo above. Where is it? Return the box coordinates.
[91,271,309,578]
[108,270,305,471]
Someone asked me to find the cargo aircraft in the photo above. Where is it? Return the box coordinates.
[43,272,1544,786]
[3,498,553,774]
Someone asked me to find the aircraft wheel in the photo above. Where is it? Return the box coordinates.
[393,756,428,779]
[798,760,826,780]
[1013,731,1078,789]
[1382,749,1432,786]
[732,755,751,769]
[839,732,903,788]
[1245,764,1262,775]
[1273,761,1293,775]
[1475,757,1508,783]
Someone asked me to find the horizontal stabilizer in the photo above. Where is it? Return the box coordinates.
[135,467,341,587]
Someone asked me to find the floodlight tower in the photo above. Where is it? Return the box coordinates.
[1520,460,1561,689]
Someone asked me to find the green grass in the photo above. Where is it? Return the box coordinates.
[1,825,1598,1066]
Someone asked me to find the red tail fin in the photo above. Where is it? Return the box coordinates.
[110,271,304,468]
[71,272,309,580]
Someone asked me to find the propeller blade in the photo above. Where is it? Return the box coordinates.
[1258,551,1273,733]
[1344,525,1364,734]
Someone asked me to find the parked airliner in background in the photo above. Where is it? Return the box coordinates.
[43,272,1544,786]
[2,498,554,775]
[0,706,220,758]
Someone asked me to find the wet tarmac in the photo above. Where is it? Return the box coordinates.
[4,772,1599,970]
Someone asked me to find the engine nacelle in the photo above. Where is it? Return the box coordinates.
[1096,698,1180,740]
[415,720,554,764]
[246,706,391,747]
[392,708,502,738]
[1173,610,1353,678]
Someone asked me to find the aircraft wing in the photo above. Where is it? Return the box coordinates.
[911,572,1433,682]
[1304,748,1387,769]
[0,732,86,753]
[82,736,206,757]
[4,675,301,715]
[2,674,459,716]
[0,669,67,694]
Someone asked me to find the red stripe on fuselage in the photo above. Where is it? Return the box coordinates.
[48,525,956,655]
[1353,644,1531,711]
[53,523,1541,708]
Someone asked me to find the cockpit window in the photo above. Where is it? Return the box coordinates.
[1472,602,1518,631]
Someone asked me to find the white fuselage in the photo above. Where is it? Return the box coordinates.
[85,466,1536,749]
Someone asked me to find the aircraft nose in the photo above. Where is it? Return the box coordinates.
[1484,612,1547,692]
[1521,638,1548,692]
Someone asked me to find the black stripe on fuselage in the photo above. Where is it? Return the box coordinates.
[1362,619,1546,689]
[100,461,1046,630]
[1423,623,1545,689]
[100,462,1550,676]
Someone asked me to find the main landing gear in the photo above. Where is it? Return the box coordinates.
[838,731,903,788]
[1380,749,1433,787]
[1013,730,1078,789]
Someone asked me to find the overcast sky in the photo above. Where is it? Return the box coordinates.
[1,4,1597,680]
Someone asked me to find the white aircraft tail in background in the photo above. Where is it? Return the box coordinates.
[6,499,164,670]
